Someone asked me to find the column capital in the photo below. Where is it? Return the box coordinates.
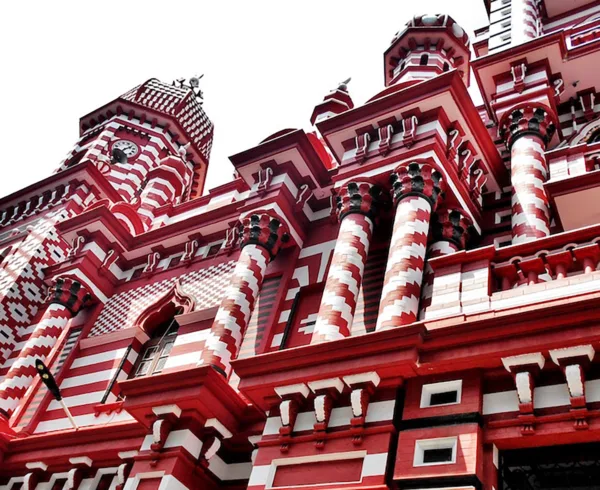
[498,103,557,149]
[334,180,383,222]
[240,210,290,258]
[390,161,444,209]
[431,207,473,250]
[48,276,93,315]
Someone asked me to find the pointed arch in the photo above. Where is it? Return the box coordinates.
[134,280,196,336]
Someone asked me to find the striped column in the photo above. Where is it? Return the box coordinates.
[311,181,382,343]
[200,211,289,377]
[0,277,92,417]
[511,0,542,46]
[376,162,444,331]
[499,104,556,245]
[420,208,472,317]
[138,156,188,230]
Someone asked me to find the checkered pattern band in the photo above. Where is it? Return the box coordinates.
[89,260,236,337]
[0,209,71,368]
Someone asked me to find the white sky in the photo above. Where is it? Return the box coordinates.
[0,1,488,198]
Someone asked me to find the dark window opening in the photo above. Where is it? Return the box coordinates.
[443,62,449,72]
[500,443,600,489]
[420,54,429,66]
[500,213,511,223]
[423,447,454,464]
[207,244,222,257]
[429,390,458,406]
[589,129,600,143]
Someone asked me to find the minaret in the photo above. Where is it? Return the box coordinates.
[384,14,471,88]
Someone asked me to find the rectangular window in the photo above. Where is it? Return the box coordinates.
[414,437,458,467]
[429,390,458,406]
[420,380,462,408]
[423,447,454,464]
[131,319,179,378]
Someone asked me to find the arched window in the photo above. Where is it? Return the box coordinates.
[420,54,429,66]
[443,62,449,72]
[131,310,182,377]
[129,281,195,379]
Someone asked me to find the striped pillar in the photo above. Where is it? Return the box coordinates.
[499,104,556,245]
[420,208,472,317]
[138,156,188,230]
[0,277,92,417]
[200,211,289,377]
[311,181,382,343]
[376,162,444,331]
[511,0,542,46]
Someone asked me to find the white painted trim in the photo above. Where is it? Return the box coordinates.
[413,437,458,467]
[118,450,139,459]
[502,352,545,371]
[549,344,595,364]
[420,380,463,408]
[274,383,310,398]
[308,377,344,393]
[206,418,233,439]
[250,450,382,488]
[69,456,93,467]
[122,471,165,490]
[343,372,381,387]
[152,404,182,418]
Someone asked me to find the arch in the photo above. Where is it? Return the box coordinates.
[570,117,600,146]
[134,280,196,336]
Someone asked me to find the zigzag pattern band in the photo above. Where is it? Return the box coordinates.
[376,195,432,330]
[199,244,270,377]
[312,214,373,342]
[511,134,550,244]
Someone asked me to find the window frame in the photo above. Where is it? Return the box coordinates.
[130,319,179,378]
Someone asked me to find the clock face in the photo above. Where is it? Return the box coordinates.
[112,139,139,158]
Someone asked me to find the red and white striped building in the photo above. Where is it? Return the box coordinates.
[2,1,600,487]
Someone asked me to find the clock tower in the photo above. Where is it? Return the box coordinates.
[57,77,214,201]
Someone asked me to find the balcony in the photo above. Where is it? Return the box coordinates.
[425,224,600,321]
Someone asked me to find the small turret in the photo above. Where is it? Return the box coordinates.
[310,78,355,125]
[384,14,471,88]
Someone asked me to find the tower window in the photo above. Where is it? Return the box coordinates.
[131,315,181,378]
[443,62,449,72]
[420,380,462,408]
[420,54,429,66]
[414,437,458,466]
[423,447,454,464]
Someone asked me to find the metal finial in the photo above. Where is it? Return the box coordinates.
[337,77,351,91]
[173,75,205,103]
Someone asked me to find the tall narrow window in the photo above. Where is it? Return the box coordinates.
[420,54,429,66]
[131,313,181,378]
